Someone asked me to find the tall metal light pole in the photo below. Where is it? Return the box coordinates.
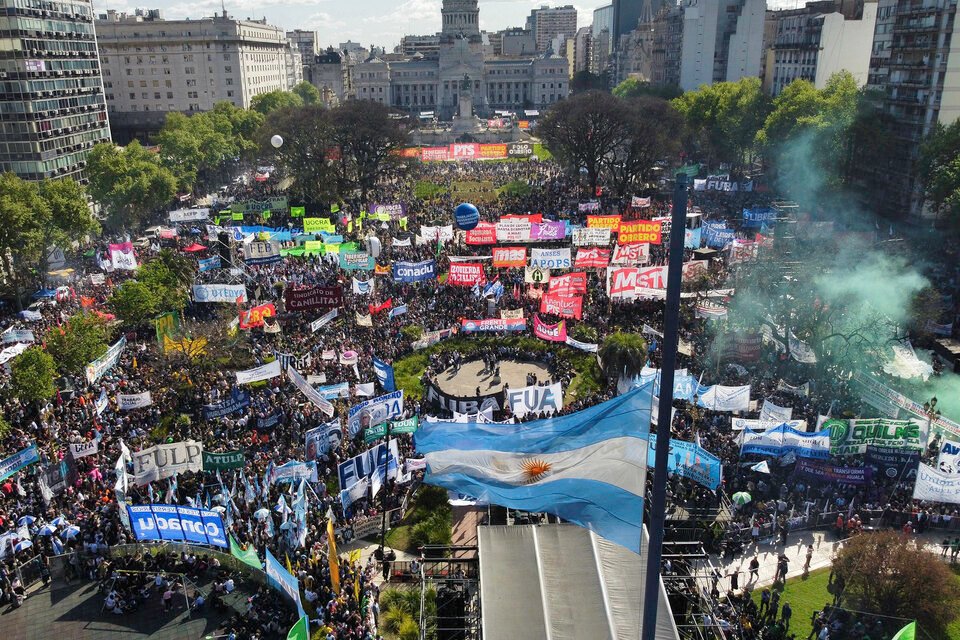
[641,172,688,640]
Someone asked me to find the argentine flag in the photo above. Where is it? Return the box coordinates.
[414,383,653,553]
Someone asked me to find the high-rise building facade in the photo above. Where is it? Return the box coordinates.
[679,0,766,91]
[286,30,317,68]
[527,5,578,52]
[96,10,301,142]
[0,0,111,181]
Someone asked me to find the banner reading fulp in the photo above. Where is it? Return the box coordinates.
[127,504,228,548]
[132,441,203,486]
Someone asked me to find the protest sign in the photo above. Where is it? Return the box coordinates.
[506,382,563,418]
[132,441,203,485]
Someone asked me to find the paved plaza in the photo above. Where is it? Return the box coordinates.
[432,359,551,397]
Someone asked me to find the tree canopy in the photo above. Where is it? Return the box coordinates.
[919,117,960,229]
[250,90,304,115]
[598,332,648,380]
[44,312,109,376]
[613,77,682,100]
[10,347,57,404]
[259,104,338,207]
[86,141,177,230]
[330,100,411,201]
[292,81,321,105]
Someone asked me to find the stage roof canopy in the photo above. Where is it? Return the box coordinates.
[478,524,679,640]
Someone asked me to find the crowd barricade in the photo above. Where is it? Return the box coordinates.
[14,554,45,588]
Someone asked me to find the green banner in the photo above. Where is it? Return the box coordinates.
[290,206,305,218]
[232,212,244,221]
[364,423,387,444]
[392,416,419,434]
[229,533,262,570]
[154,311,180,345]
[825,418,923,456]
[262,209,271,220]
[202,450,245,470]
[679,163,701,178]
[287,616,309,640]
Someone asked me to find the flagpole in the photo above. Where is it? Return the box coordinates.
[641,172,688,640]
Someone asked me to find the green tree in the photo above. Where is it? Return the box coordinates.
[331,100,410,201]
[292,81,321,105]
[539,91,629,192]
[44,312,109,375]
[613,77,681,100]
[86,141,177,230]
[259,105,338,206]
[109,280,160,328]
[10,347,56,404]
[604,96,683,198]
[918,117,960,228]
[833,531,960,637]
[250,90,304,115]
[672,77,769,169]
[136,249,193,312]
[598,332,648,380]
[37,178,100,263]
[757,72,859,200]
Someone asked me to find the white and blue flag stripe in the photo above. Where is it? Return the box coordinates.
[414,383,653,553]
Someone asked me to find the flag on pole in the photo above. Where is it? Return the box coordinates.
[892,622,916,640]
[229,533,262,570]
[287,616,309,640]
[326,507,340,594]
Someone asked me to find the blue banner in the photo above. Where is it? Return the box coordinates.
[740,424,831,460]
[202,389,250,420]
[648,434,722,490]
[742,207,776,228]
[373,357,396,392]
[316,382,350,399]
[339,252,375,271]
[684,227,703,250]
[392,260,436,283]
[0,444,40,483]
[265,549,305,617]
[702,222,736,248]
[126,504,228,548]
[198,256,221,272]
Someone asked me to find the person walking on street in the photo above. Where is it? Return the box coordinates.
[782,601,793,629]
[749,555,760,582]
[803,544,814,576]
[759,588,771,617]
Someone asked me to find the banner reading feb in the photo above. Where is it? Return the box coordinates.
[618,221,662,245]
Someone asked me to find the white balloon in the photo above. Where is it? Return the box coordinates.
[270,135,284,149]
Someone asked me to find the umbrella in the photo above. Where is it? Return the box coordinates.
[13,540,32,553]
[731,491,752,506]
[61,526,81,540]
[37,524,57,536]
[253,508,270,520]
[51,516,68,526]
[17,515,35,526]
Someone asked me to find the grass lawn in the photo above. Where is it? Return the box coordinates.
[753,567,960,640]
[752,568,833,640]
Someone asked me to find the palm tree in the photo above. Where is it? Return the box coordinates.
[598,332,648,381]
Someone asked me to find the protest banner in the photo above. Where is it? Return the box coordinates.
[574,247,610,268]
[533,315,567,342]
[203,389,251,419]
[795,459,872,485]
[506,382,563,418]
[192,284,247,304]
[0,444,39,483]
[611,243,651,265]
[586,215,621,232]
[913,463,960,504]
[339,252,375,271]
[548,272,587,295]
[168,207,209,223]
[524,266,551,284]
[305,422,343,460]
[132,441,203,486]
[530,221,566,241]
[448,263,485,286]
[86,336,127,384]
[572,228,611,246]
[69,440,98,459]
[118,391,153,411]
[202,451,245,470]
[338,440,400,491]
[824,418,923,456]
[495,219,532,242]
[460,318,527,333]
[647,433,722,490]
[347,391,404,437]
[236,359,282,385]
[492,247,527,268]
[243,240,281,265]
[127,505,227,548]
[303,218,335,234]
[529,248,572,269]
[465,222,497,245]
[239,303,276,329]
[285,285,342,313]
[618,220,662,245]
[392,260,436,282]
[539,292,583,319]
[267,460,318,484]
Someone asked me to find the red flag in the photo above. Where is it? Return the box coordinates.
[369,298,393,315]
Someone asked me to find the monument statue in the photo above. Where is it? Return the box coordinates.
[460,73,471,91]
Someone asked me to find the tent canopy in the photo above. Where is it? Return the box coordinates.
[478,524,679,640]
[183,243,207,252]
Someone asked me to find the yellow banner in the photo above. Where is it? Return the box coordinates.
[304,218,335,234]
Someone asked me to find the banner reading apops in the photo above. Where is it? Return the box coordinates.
[202,450,245,470]
[618,220,662,245]
[127,504,227,548]
[825,418,923,456]
[132,441,203,486]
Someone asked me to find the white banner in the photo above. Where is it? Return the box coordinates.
[524,266,551,284]
[612,243,650,265]
[168,207,210,222]
[235,359,282,384]
[732,418,807,432]
[69,440,98,459]
[572,228,611,246]
[352,277,374,295]
[529,248,571,269]
[132,441,203,486]
[118,391,153,411]
[789,331,817,364]
[2,330,34,344]
[287,366,334,417]
[937,440,960,475]
[85,336,127,385]
[697,385,751,412]
[192,284,248,304]
[310,308,338,332]
[760,400,793,422]
[565,336,598,353]
[506,382,563,418]
[914,463,960,504]
[347,390,404,437]
[111,248,137,271]
[496,220,532,242]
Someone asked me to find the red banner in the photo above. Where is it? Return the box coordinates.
[540,293,583,320]
[586,215,621,232]
[465,222,497,245]
[478,143,508,159]
[450,143,480,160]
[448,263,485,286]
[548,272,587,296]
[501,214,543,224]
[533,314,568,342]
[239,303,276,329]
[421,146,449,162]
[574,248,610,268]
[492,246,527,268]
[369,298,393,315]
[618,220,662,245]
[611,243,650,265]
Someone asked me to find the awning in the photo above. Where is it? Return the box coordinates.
[478,524,679,640]
[182,243,207,253]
